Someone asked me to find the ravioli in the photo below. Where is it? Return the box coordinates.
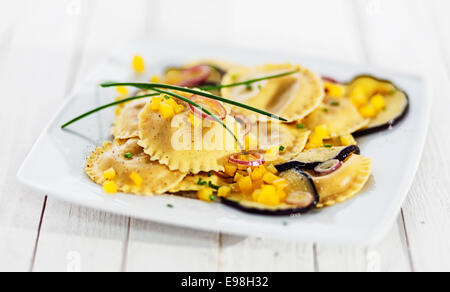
[138,104,246,174]
[221,64,324,122]
[169,173,228,193]
[293,146,351,164]
[312,154,372,208]
[112,97,152,139]
[86,138,186,195]
[304,97,369,138]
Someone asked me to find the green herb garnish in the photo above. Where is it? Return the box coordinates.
[330,101,340,107]
[101,82,289,122]
[279,146,286,152]
[124,153,133,159]
[208,172,213,177]
[208,181,220,190]
[324,144,333,148]
[323,108,329,113]
[209,195,216,201]
[197,178,207,186]
[164,95,170,100]
[167,204,174,208]
[61,93,159,129]
[199,69,300,91]
[296,123,305,129]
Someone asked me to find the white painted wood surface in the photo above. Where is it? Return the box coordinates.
[0,0,448,272]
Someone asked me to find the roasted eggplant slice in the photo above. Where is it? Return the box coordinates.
[275,145,360,172]
[221,169,319,216]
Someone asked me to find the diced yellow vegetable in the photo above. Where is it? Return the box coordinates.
[245,134,259,150]
[238,176,253,194]
[132,55,146,74]
[116,86,128,98]
[315,125,329,138]
[174,104,185,114]
[217,186,231,198]
[224,163,238,177]
[252,179,263,190]
[165,97,179,110]
[103,168,116,180]
[129,172,143,187]
[273,178,288,191]
[325,82,344,98]
[351,87,368,108]
[257,185,280,206]
[370,94,386,111]
[263,172,279,185]
[150,75,161,83]
[266,164,279,175]
[340,134,357,146]
[306,133,324,149]
[277,190,287,201]
[197,188,215,202]
[360,104,377,118]
[159,102,175,119]
[251,166,266,181]
[234,172,245,183]
[252,189,262,201]
[103,181,118,194]
[150,97,163,111]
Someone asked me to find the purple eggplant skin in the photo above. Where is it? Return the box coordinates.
[221,170,319,216]
[344,74,410,137]
[275,145,361,173]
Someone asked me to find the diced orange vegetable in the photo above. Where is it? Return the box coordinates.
[217,186,231,198]
[150,97,163,111]
[360,104,377,118]
[150,75,161,83]
[257,185,279,206]
[103,168,116,180]
[263,172,279,185]
[116,86,128,98]
[159,102,175,119]
[103,181,118,194]
[315,125,329,138]
[340,134,357,146]
[324,82,344,98]
[197,188,215,202]
[266,164,279,175]
[252,189,262,201]
[351,87,368,108]
[129,172,143,187]
[251,166,266,181]
[277,190,287,201]
[234,172,245,183]
[224,163,238,177]
[370,94,386,111]
[238,176,253,194]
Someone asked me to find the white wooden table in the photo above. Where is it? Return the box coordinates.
[1,0,449,272]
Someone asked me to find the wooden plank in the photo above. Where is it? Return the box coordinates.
[32,0,149,272]
[353,0,450,272]
[0,0,85,272]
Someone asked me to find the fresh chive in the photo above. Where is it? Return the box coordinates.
[164,95,170,100]
[61,93,159,128]
[101,82,288,122]
[246,84,252,91]
[208,181,220,190]
[167,204,174,208]
[330,101,340,107]
[279,146,286,152]
[209,195,216,201]
[324,144,333,148]
[151,88,245,150]
[208,171,213,177]
[197,178,207,186]
[296,123,305,129]
[323,108,329,113]
[124,153,133,159]
[199,69,300,91]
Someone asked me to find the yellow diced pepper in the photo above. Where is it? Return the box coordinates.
[116,86,128,98]
[351,87,368,108]
[217,186,231,198]
[197,188,215,202]
[129,172,143,187]
[263,172,279,185]
[273,178,288,191]
[103,181,118,194]
[277,190,287,201]
[150,75,161,83]
[234,172,245,183]
[340,134,357,146]
[306,133,324,149]
[266,164,279,175]
[252,179,264,190]
[150,97,163,111]
[132,55,146,74]
[315,124,329,139]
[360,104,377,118]
[165,97,179,110]
[370,94,386,111]
[324,82,344,98]
[238,176,253,194]
[257,185,279,206]
[251,166,266,181]
[174,104,185,114]
[159,102,175,119]
[224,163,238,177]
[103,168,116,180]
[252,189,262,201]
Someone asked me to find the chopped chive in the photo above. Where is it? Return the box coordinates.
[208,181,220,190]
[279,146,286,152]
[246,84,252,91]
[330,101,340,107]
[164,95,170,100]
[208,171,213,177]
[197,178,207,186]
[258,85,263,90]
[61,93,160,128]
[124,153,133,159]
[209,195,216,201]
[324,144,333,148]
[167,204,174,208]
[323,108,329,113]
[296,123,305,129]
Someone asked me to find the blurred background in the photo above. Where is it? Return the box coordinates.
[0,0,449,272]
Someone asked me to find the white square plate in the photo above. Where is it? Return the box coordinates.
[17,41,431,244]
